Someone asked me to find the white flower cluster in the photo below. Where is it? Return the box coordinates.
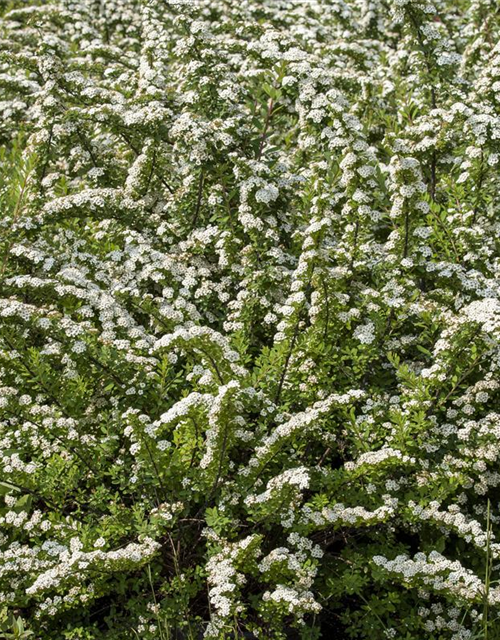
[409,500,500,556]
[372,551,499,603]
[205,535,260,638]
[246,390,365,470]
[245,466,310,508]
[26,537,160,596]
[462,298,500,335]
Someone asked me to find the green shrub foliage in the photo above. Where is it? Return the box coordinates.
[1,0,500,637]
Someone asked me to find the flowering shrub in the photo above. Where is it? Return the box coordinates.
[1,0,500,638]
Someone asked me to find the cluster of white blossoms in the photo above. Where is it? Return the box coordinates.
[25,537,160,597]
[259,533,324,621]
[373,551,500,605]
[462,298,500,336]
[1,0,500,638]
[353,320,376,345]
[204,534,261,638]
[262,585,322,618]
[408,500,500,556]
[244,466,310,510]
[305,495,398,528]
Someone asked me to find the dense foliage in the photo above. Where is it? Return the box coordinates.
[1,0,500,637]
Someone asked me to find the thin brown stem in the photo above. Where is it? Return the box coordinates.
[256,98,274,161]
[191,170,205,228]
